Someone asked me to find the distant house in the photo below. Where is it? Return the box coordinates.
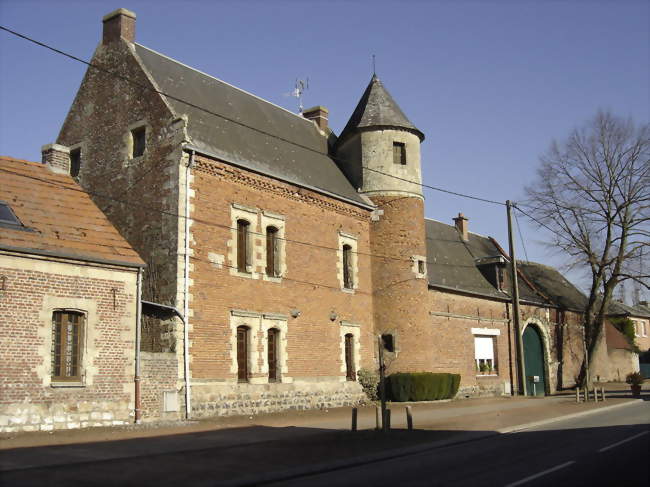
[0,150,144,433]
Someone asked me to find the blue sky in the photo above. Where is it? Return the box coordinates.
[1,0,648,297]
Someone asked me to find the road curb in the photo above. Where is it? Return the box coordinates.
[218,399,644,487]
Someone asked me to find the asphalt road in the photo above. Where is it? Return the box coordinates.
[270,401,650,487]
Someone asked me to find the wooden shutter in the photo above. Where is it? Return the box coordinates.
[266,227,277,277]
[237,326,248,382]
[268,328,278,382]
[345,333,355,381]
[237,220,248,272]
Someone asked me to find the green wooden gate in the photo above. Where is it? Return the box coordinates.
[523,326,546,396]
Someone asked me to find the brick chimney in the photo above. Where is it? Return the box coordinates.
[303,106,329,131]
[41,144,70,175]
[453,212,469,241]
[103,8,136,45]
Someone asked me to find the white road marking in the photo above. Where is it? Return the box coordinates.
[598,431,649,453]
[504,461,575,487]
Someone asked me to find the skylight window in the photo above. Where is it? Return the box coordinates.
[0,202,22,226]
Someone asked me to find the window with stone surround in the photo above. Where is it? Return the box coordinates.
[266,226,279,277]
[345,333,356,381]
[267,328,279,382]
[51,311,84,382]
[236,325,250,382]
[343,244,353,289]
[393,141,406,165]
[236,219,251,273]
[338,231,358,291]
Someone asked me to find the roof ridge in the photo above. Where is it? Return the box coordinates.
[424,217,491,239]
[0,156,44,167]
[134,43,317,127]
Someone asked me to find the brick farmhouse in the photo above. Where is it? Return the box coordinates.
[0,154,144,432]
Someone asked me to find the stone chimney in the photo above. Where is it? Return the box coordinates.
[103,8,136,45]
[41,144,70,175]
[453,212,469,241]
[303,106,329,131]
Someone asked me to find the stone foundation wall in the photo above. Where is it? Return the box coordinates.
[0,400,131,433]
[190,380,365,418]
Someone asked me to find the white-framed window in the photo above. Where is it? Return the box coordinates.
[472,328,500,376]
[337,232,359,292]
[411,254,427,279]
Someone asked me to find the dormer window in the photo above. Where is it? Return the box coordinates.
[131,126,146,158]
[393,142,406,165]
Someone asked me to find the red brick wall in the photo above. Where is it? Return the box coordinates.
[0,258,137,431]
[188,154,374,381]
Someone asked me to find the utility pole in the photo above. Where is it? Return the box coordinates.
[506,200,527,396]
[377,336,388,432]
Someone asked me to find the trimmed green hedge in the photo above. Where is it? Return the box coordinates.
[386,372,461,402]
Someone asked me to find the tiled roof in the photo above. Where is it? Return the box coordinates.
[0,156,144,268]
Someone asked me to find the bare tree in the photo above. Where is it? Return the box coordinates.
[524,111,649,385]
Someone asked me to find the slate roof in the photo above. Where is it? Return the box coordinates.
[0,156,144,268]
[133,44,369,207]
[425,218,509,299]
[517,262,587,312]
[425,218,586,310]
[337,75,424,145]
[607,300,650,319]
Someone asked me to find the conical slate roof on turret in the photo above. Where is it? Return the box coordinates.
[337,75,424,144]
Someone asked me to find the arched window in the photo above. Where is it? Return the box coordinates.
[342,244,353,289]
[52,311,84,381]
[236,326,249,382]
[268,328,280,382]
[345,333,356,381]
[266,226,279,277]
[237,219,250,273]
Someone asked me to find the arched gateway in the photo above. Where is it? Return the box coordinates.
[523,325,547,396]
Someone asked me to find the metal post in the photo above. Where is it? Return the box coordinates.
[601,386,606,401]
[351,407,358,432]
[506,201,526,396]
[406,406,413,430]
[378,336,388,432]
[575,388,580,403]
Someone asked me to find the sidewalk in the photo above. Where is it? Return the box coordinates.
[0,385,646,487]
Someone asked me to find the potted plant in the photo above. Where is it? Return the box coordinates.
[479,363,489,374]
[625,372,644,397]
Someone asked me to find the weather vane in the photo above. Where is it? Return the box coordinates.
[287,78,309,113]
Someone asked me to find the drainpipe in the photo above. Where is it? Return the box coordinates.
[134,267,143,423]
[183,150,195,419]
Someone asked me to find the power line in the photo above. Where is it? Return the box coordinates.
[1,165,483,271]
[0,24,507,208]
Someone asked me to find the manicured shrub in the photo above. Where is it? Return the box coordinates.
[386,372,461,401]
